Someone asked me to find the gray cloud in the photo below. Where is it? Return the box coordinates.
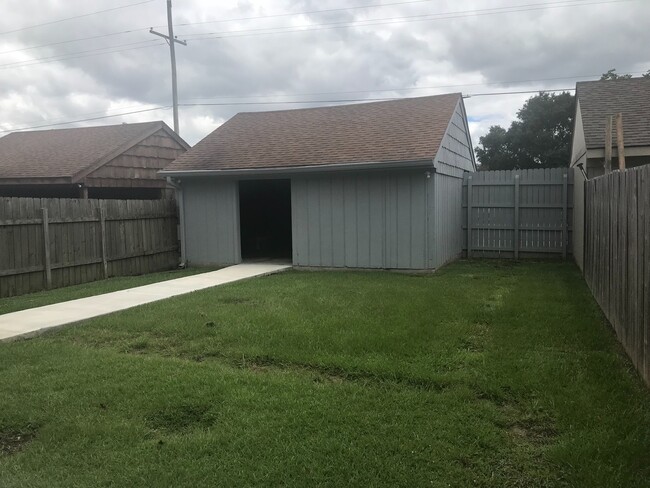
[0,0,648,146]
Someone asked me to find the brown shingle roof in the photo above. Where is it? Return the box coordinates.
[163,94,461,173]
[576,77,650,149]
[0,121,168,181]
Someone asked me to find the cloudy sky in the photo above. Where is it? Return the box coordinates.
[0,0,648,147]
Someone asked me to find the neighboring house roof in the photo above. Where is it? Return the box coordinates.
[576,77,650,149]
[162,93,463,173]
[0,121,188,183]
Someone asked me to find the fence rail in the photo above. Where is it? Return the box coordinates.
[0,197,179,298]
[583,165,649,385]
[462,168,573,258]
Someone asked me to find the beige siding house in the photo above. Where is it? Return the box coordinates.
[570,78,650,177]
[571,77,650,270]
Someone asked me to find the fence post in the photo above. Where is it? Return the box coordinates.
[604,115,613,173]
[514,174,520,260]
[467,175,473,258]
[616,113,626,170]
[98,203,108,279]
[562,172,568,260]
[41,207,52,289]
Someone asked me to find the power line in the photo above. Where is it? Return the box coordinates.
[178,89,575,108]
[464,88,575,98]
[0,0,433,59]
[181,0,629,40]
[162,0,436,29]
[0,0,600,57]
[0,0,504,58]
[0,41,164,71]
[0,0,579,58]
[0,28,148,56]
[0,106,171,134]
[7,103,168,128]
[185,72,642,101]
[0,0,633,70]
[0,72,608,131]
[0,0,156,36]
[0,88,580,134]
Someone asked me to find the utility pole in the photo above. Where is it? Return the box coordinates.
[150,0,186,135]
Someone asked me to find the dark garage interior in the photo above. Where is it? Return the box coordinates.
[238,179,292,260]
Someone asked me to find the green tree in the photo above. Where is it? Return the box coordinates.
[600,68,633,80]
[601,68,650,79]
[476,92,575,170]
[474,126,516,170]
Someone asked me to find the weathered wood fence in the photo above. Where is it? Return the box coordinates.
[462,168,573,258]
[583,165,649,385]
[0,197,179,298]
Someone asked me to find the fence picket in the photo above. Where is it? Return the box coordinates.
[463,168,573,258]
[583,166,649,386]
[0,197,179,298]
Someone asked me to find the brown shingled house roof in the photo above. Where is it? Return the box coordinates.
[576,77,650,149]
[162,93,463,174]
[0,121,188,183]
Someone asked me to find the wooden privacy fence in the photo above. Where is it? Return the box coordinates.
[462,168,573,258]
[0,197,179,298]
[583,165,649,385]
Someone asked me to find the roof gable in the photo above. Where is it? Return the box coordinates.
[163,93,462,173]
[576,77,650,149]
[0,121,186,182]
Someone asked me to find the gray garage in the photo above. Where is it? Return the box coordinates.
[161,93,475,270]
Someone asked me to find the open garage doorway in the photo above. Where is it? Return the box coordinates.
[239,179,292,261]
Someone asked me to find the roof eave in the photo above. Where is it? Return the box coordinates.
[0,176,74,185]
[160,159,435,178]
[70,121,190,183]
[585,145,650,158]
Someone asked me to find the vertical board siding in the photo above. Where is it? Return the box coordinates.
[0,196,178,298]
[182,179,240,266]
[431,97,474,267]
[292,170,428,269]
[583,165,649,386]
[462,168,573,258]
[432,172,464,268]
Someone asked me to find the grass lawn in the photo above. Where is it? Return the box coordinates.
[0,267,214,315]
[0,261,649,487]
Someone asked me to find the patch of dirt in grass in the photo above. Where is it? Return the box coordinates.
[189,350,222,362]
[0,424,38,456]
[506,415,558,446]
[473,386,558,445]
[238,355,451,392]
[126,340,150,354]
[474,387,514,407]
[487,260,520,269]
[470,392,565,487]
[146,403,217,434]
[482,287,508,311]
[217,296,254,304]
[459,322,490,353]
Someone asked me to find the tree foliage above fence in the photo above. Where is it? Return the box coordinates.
[476,92,575,171]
